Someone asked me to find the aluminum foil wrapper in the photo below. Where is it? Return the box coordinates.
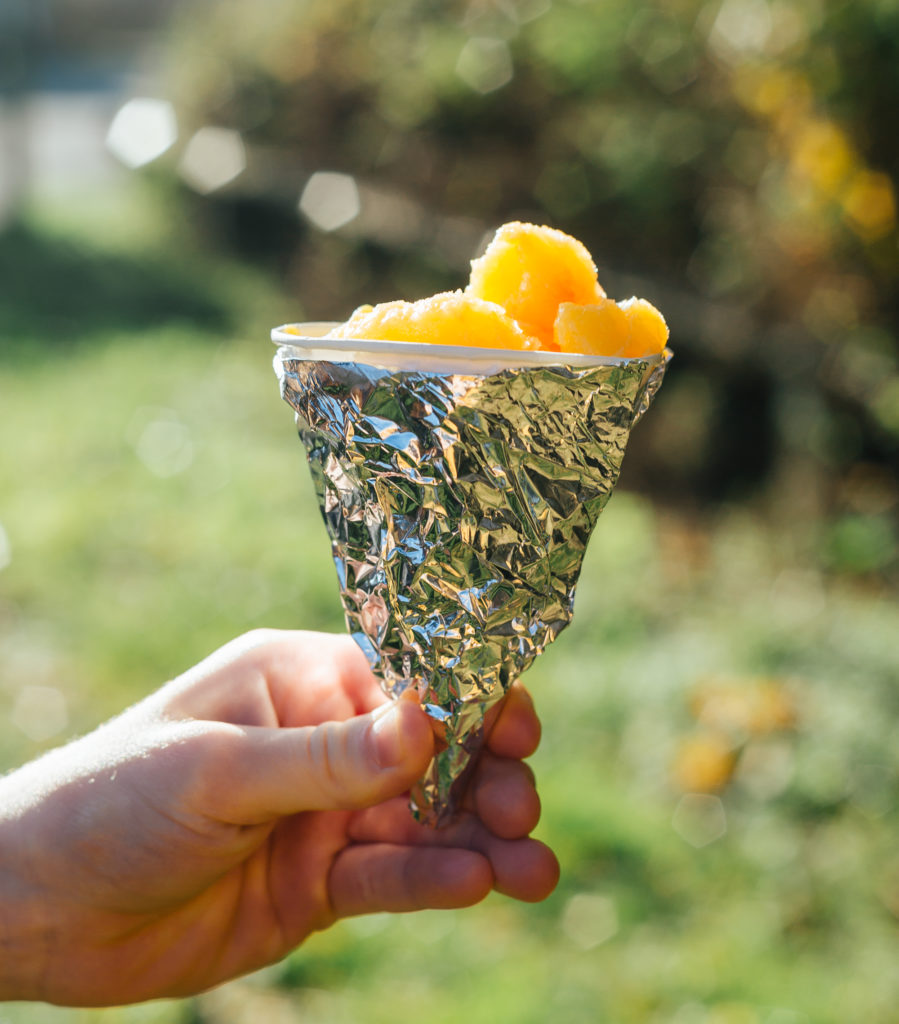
[274,332,670,826]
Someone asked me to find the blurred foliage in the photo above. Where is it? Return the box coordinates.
[0,222,233,352]
[146,0,899,580]
[3,2,899,1021]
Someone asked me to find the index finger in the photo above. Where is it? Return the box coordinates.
[159,630,385,727]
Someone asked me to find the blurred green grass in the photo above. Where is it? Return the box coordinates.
[2,188,898,1024]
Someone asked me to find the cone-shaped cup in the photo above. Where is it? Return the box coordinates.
[274,323,670,826]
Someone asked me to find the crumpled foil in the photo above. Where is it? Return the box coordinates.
[275,338,670,826]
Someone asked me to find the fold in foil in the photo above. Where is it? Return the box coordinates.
[275,334,670,826]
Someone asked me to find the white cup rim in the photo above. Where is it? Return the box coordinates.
[272,322,665,372]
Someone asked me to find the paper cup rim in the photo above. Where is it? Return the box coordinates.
[271,322,666,372]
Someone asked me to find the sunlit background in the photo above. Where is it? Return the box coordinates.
[1,1,898,1022]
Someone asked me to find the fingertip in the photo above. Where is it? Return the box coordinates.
[529,840,561,902]
[492,838,561,903]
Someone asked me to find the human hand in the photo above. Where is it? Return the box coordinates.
[0,630,557,1006]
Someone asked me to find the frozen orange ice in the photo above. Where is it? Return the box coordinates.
[467,221,605,349]
[619,297,670,358]
[325,222,669,359]
[554,299,630,356]
[554,296,669,358]
[327,291,538,350]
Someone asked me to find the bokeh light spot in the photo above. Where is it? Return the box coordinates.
[561,893,619,950]
[299,172,361,232]
[106,98,177,169]
[672,793,727,848]
[178,126,247,195]
[517,0,552,25]
[672,733,736,793]
[735,738,795,800]
[456,37,514,94]
[871,378,899,437]
[0,521,10,571]
[789,119,855,196]
[12,685,68,743]
[128,407,195,478]
[708,0,773,61]
[842,170,897,241]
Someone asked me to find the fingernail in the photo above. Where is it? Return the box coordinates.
[370,701,406,769]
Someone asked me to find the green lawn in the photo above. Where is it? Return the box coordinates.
[2,188,898,1024]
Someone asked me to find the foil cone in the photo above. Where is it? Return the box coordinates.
[274,325,670,826]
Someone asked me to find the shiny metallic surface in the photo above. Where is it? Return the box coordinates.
[275,333,670,825]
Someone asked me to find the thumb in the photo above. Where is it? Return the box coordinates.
[209,700,435,822]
